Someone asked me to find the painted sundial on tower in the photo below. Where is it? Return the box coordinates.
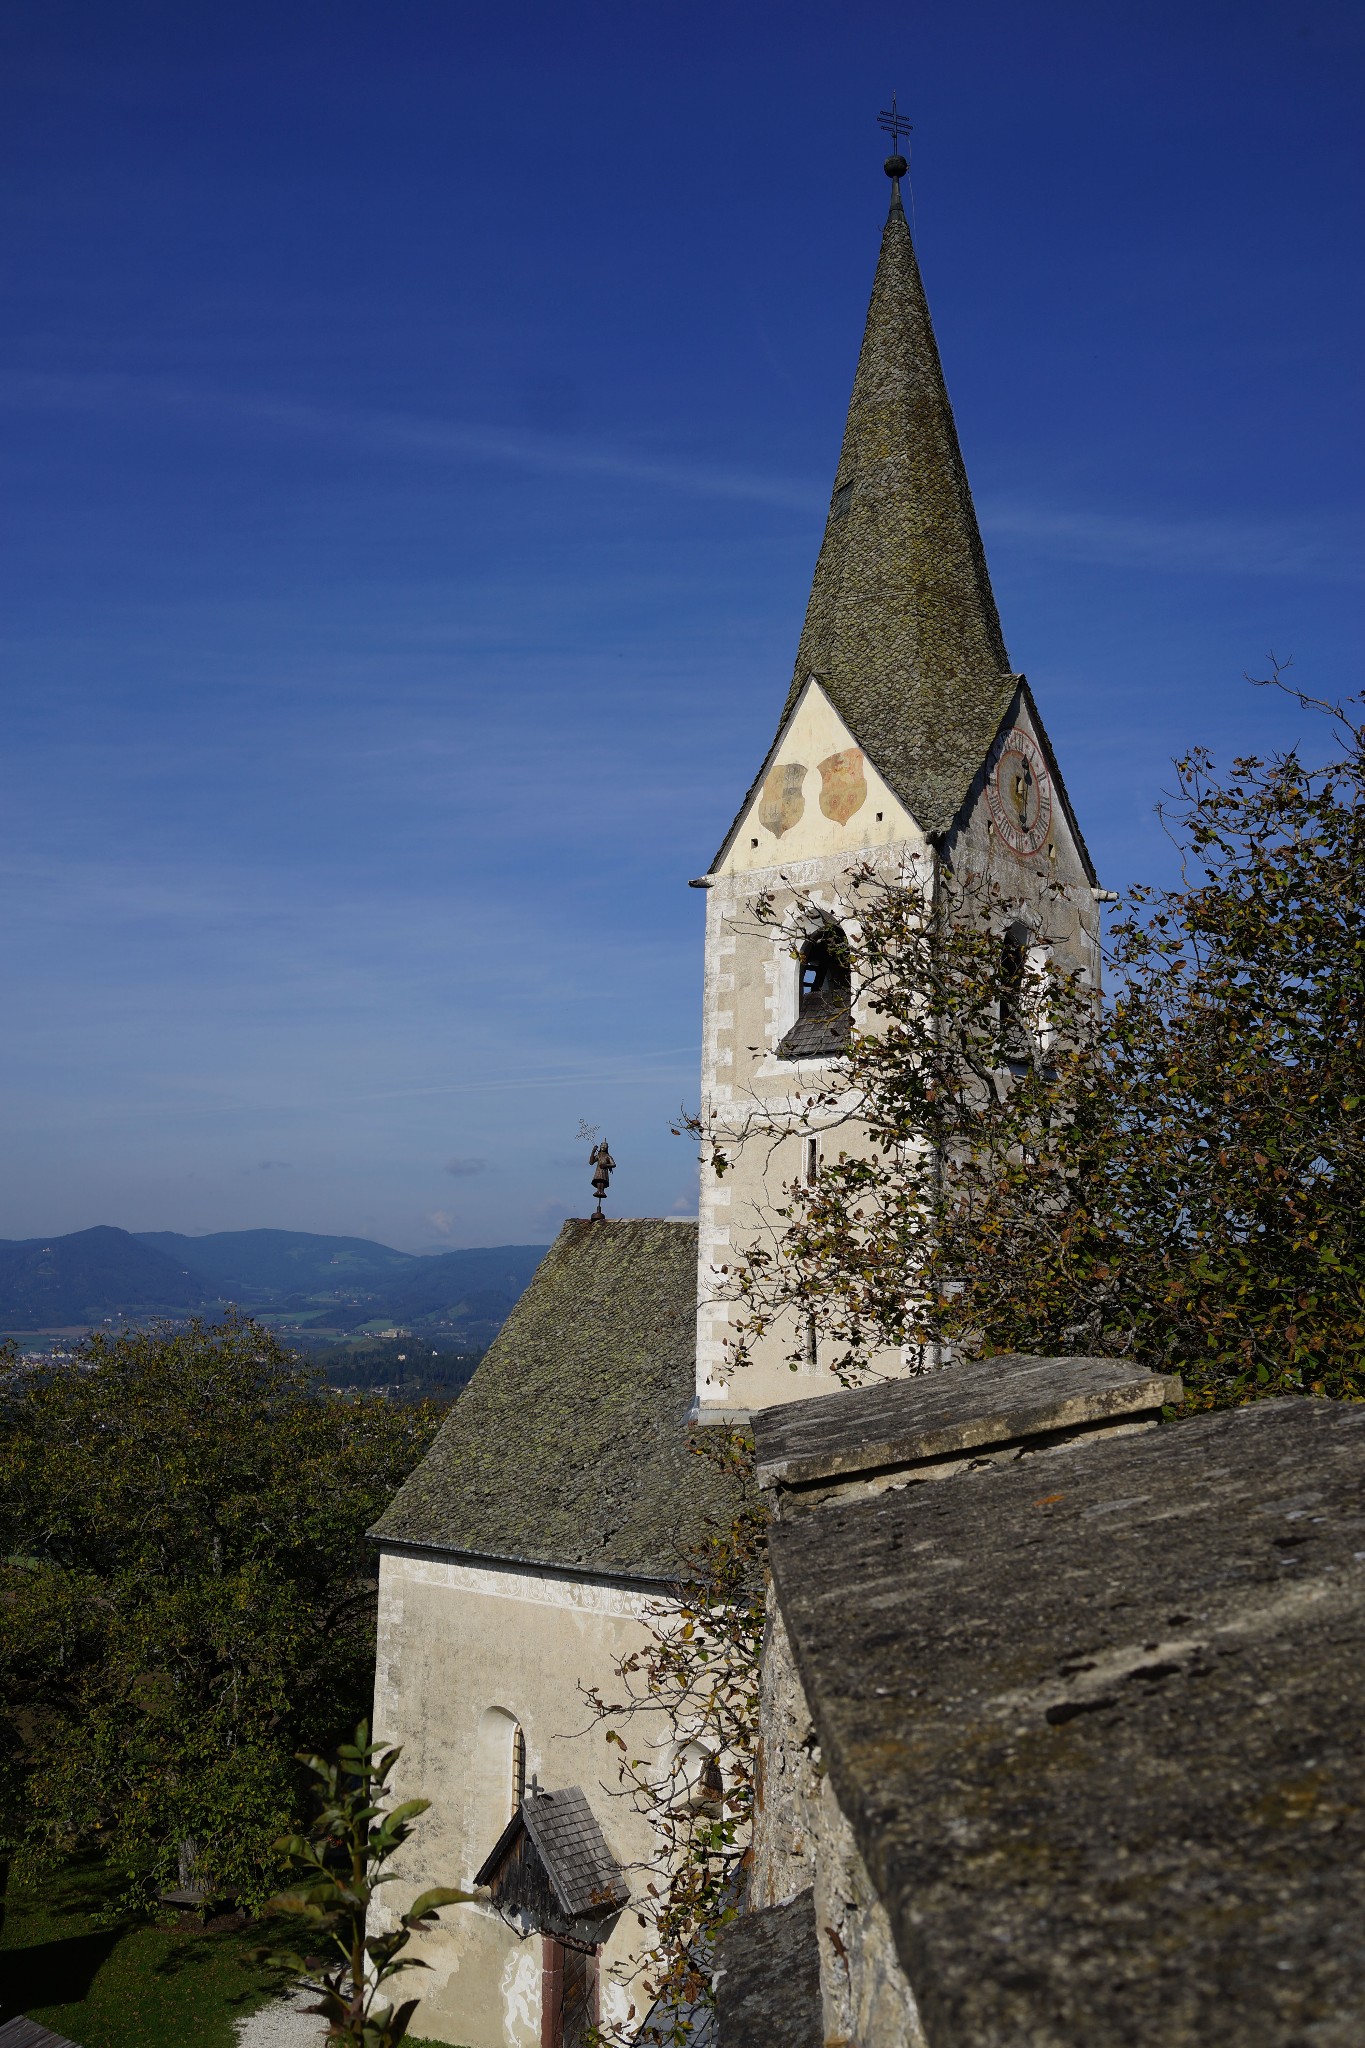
[986,727,1053,858]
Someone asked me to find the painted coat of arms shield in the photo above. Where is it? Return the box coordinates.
[817,747,867,825]
[758,761,807,838]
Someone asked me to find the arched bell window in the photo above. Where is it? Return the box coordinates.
[999,931,1029,1061]
[999,926,1052,1064]
[778,925,852,1060]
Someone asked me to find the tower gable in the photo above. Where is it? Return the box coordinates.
[714,678,924,877]
[946,681,1097,891]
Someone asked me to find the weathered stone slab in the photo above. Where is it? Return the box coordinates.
[0,2021,87,2048]
[752,1351,1179,1496]
[713,1889,823,2048]
[768,1398,1365,2046]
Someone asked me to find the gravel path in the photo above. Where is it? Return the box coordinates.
[234,1988,327,2047]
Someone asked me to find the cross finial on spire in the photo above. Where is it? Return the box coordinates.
[878,92,911,181]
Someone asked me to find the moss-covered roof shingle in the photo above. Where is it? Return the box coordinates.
[790,186,1016,840]
[370,1219,737,1582]
[713,186,1021,864]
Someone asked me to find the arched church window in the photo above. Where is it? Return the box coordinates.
[667,1741,724,1819]
[475,1706,526,1858]
[695,1751,724,1815]
[778,925,852,1060]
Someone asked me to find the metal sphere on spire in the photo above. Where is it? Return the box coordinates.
[877,91,912,185]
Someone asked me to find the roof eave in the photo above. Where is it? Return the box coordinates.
[368,1530,682,1596]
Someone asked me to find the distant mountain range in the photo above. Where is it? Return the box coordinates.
[0,1226,549,1343]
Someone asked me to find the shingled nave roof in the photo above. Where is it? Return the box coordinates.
[727,177,1021,851]
[369,1218,742,1581]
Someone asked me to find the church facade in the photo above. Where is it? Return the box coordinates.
[370,156,1098,2048]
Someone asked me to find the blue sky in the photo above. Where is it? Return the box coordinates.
[2,0,1361,1251]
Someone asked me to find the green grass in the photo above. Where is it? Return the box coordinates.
[0,1859,289,2048]
[0,1859,467,2048]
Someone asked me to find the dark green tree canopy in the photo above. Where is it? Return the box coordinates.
[0,1313,440,1904]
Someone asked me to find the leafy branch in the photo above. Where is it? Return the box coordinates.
[700,681,1365,1409]
[265,1721,475,2047]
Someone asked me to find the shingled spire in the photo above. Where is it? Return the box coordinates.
[780,170,1017,839]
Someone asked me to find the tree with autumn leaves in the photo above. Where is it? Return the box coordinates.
[583,1429,764,2046]
[592,681,1363,2039]
[706,678,1364,1409]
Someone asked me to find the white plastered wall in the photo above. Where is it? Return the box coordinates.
[695,679,1099,1420]
[372,1545,669,2048]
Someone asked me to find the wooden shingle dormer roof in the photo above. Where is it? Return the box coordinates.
[369,1218,742,1582]
[476,1785,629,1943]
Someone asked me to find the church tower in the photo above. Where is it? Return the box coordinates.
[694,152,1099,1419]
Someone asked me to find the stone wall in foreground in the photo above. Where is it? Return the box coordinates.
[750,1605,927,2048]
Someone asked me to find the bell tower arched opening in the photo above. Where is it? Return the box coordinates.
[778,923,852,1060]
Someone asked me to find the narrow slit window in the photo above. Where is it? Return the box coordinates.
[511,1723,526,1818]
[803,1135,819,1184]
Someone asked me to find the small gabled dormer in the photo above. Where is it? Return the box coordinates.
[475,1785,630,2048]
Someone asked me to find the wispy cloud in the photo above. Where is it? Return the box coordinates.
[0,368,823,515]
[444,1156,488,1178]
[6,369,1354,584]
[981,499,1363,586]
